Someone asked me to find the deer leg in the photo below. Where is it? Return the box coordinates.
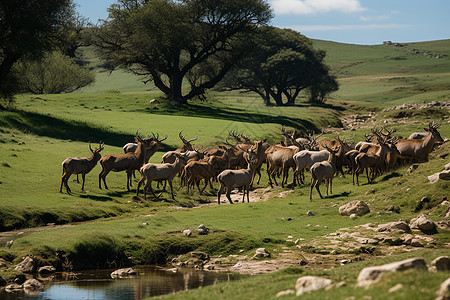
[217,184,223,204]
[247,185,250,203]
[60,173,66,193]
[136,176,146,197]
[169,180,174,200]
[99,170,109,190]
[81,173,86,191]
[365,167,370,184]
[330,178,333,195]
[325,179,329,196]
[310,178,315,201]
[226,188,233,204]
[267,163,274,187]
[315,181,323,199]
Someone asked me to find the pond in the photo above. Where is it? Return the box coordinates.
[0,266,243,300]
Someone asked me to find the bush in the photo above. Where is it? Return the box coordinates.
[14,52,95,94]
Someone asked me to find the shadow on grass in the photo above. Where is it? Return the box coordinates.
[0,109,132,147]
[381,172,402,181]
[326,191,351,199]
[79,194,114,201]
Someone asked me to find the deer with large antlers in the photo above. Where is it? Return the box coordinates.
[99,131,167,191]
[396,120,444,162]
[60,142,104,194]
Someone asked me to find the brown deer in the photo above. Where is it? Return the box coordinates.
[99,131,167,191]
[60,142,104,194]
[309,145,339,200]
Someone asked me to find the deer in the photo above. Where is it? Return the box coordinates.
[353,152,382,185]
[293,149,330,186]
[396,120,444,162]
[207,139,238,177]
[265,143,300,188]
[250,138,268,186]
[318,135,354,177]
[309,145,339,201]
[136,152,188,200]
[99,131,167,191]
[161,130,198,164]
[60,142,104,194]
[184,160,216,194]
[217,148,257,204]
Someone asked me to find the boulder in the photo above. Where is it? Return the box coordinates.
[253,248,270,259]
[197,224,210,235]
[410,214,437,234]
[357,257,427,287]
[339,200,370,216]
[436,277,450,300]
[38,266,56,274]
[190,251,210,261]
[377,221,411,233]
[5,283,23,293]
[430,256,450,272]
[23,279,43,295]
[295,276,333,296]
[182,229,192,236]
[110,268,137,279]
[15,256,35,273]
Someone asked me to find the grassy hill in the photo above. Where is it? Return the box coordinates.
[0,39,449,299]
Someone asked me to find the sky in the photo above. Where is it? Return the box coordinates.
[74,0,450,45]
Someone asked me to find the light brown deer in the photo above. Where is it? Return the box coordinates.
[184,160,216,194]
[60,142,104,194]
[309,145,338,200]
[99,131,167,191]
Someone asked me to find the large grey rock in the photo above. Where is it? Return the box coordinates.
[15,256,35,273]
[253,248,270,259]
[5,283,23,292]
[339,200,370,216]
[436,277,450,300]
[38,266,56,274]
[23,279,43,295]
[295,276,333,296]
[377,221,411,233]
[190,251,210,261]
[357,257,427,287]
[110,268,137,279]
[430,256,450,272]
[410,214,437,234]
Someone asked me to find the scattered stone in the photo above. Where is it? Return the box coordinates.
[365,189,376,195]
[299,259,308,266]
[0,258,7,268]
[410,239,424,247]
[191,251,210,261]
[5,283,23,293]
[204,264,215,270]
[15,256,35,273]
[166,267,178,273]
[182,229,192,236]
[387,205,400,213]
[197,224,210,235]
[388,283,403,293]
[276,289,295,297]
[410,214,438,234]
[253,248,270,259]
[430,256,450,272]
[339,200,370,216]
[436,220,450,230]
[377,221,411,233]
[149,99,160,104]
[38,266,56,274]
[406,164,419,174]
[350,213,358,220]
[23,279,43,295]
[340,259,351,265]
[429,162,450,183]
[307,211,315,216]
[436,277,450,300]
[111,268,137,279]
[357,257,427,287]
[295,276,333,296]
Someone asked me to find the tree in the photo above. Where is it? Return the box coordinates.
[94,0,272,104]
[306,71,339,103]
[221,27,335,106]
[0,0,73,107]
[14,52,95,94]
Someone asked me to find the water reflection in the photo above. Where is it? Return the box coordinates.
[0,266,242,300]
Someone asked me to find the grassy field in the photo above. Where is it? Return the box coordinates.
[0,39,449,299]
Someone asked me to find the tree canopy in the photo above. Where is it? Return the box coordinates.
[221,27,337,106]
[0,0,73,106]
[94,0,272,104]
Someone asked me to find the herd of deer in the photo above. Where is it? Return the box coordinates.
[60,120,444,203]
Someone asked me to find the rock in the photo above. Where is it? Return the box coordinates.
[149,99,160,104]
[15,256,35,273]
[253,248,270,259]
[0,258,7,268]
[38,266,56,274]
[5,283,23,292]
[410,239,424,247]
[406,163,419,174]
[439,170,450,180]
[357,257,427,287]
[430,256,450,272]
[307,210,315,216]
[387,205,400,213]
[377,221,411,233]
[23,279,43,295]
[349,213,358,220]
[197,224,210,235]
[436,277,450,300]
[190,251,210,261]
[295,276,333,296]
[339,200,370,216]
[275,289,295,297]
[428,173,441,183]
[204,264,215,270]
[436,220,450,230]
[110,268,137,279]
[389,283,403,293]
[182,229,192,236]
[410,214,438,234]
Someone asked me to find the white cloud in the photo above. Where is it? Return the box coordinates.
[283,23,410,32]
[271,0,366,15]
[359,15,390,21]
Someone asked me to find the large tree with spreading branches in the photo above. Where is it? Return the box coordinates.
[94,0,272,104]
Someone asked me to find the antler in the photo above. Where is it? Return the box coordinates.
[430,119,441,129]
[89,141,93,152]
[152,132,167,142]
[179,130,198,143]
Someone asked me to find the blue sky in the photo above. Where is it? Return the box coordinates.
[75,0,450,45]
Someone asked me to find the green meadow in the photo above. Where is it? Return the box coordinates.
[0,39,449,299]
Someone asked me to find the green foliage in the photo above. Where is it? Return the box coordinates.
[14,52,95,94]
[94,0,272,103]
